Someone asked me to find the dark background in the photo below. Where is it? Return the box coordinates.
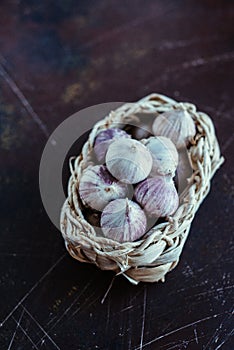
[0,1,233,349]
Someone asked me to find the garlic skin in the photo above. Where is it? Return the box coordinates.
[135,176,179,217]
[101,198,147,242]
[79,165,129,211]
[143,136,179,177]
[106,138,153,184]
[152,107,196,149]
[176,148,193,195]
[94,128,131,161]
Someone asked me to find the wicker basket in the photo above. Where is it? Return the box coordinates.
[60,93,224,284]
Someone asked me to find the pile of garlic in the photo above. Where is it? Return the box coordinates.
[78,106,196,243]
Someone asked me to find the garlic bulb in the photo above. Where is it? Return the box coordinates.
[94,128,131,161]
[134,176,179,217]
[101,198,147,242]
[143,136,179,177]
[152,107,196,149]
[106,138,153,184]
[79,165,129,211]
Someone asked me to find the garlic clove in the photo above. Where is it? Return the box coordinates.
[134,176,179,217]
[106,138,153,184]
[101,198,147,243]
[143,136,179,177]
[79,165,129,211]
[94,128,131,162]
[152,107,196,149]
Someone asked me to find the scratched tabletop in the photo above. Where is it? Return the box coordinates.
[0,1,234,349]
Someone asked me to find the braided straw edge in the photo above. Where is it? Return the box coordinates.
[60,93,224,284]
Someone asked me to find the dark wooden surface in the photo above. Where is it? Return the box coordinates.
[0,1,234,349]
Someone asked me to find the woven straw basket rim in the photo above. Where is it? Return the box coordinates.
[60,93,224,284]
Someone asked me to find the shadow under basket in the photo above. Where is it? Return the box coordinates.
[60,93,224,285]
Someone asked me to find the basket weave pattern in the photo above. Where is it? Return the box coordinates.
[60,94,224,284]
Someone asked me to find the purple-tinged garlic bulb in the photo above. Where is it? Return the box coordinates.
[135,176,179,217]
[79,165,129,211]
[143,136,179,177]
[106,138,153,184]
[101,198,147,242]
[152,107,196,149]
[94,128,131,161]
